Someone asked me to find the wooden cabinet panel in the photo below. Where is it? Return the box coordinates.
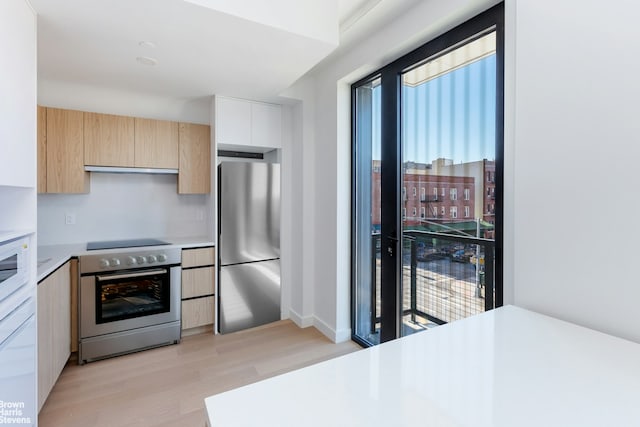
[84,112,135,167]
[37,106,47,193]
[178,123,211,194]
[46,108,89,193]
[134,118,179,168]
[38,261,71,412]
[181,296,215,330]
[182,267,214,299]
[182,247,215,268]
[70,258,78,353]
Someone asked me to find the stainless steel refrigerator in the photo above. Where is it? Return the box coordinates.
[218,162,281,334]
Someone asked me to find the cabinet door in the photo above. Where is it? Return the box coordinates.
[215,96,251,146]
[178,123,211,194]
[37,262,71,411]
[251,102,282,149]
[182,267,215,299]
[182,247,215,268]
[46,108,89,193]
[181,296,215,330]
[84,112,135,167]
[37,106,47,193]
[134,118,179,169]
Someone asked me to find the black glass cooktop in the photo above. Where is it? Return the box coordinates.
[86,238,170,251]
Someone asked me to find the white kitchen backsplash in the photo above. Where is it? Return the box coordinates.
[37,172,211,245]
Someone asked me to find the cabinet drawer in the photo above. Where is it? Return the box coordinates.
[182,247,215,268]
[182,296,215,330]
[182,267,214,299]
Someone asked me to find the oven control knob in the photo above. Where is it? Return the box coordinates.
[126,256,137,266]
[136,256,146,264]
[99,259,110,268]
[157,254,167,262]
[147,255,157,263]
[109,258,121,267]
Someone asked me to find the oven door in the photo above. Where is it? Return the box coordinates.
[80,266,181,339]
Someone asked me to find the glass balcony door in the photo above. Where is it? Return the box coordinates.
[352,4,503,346]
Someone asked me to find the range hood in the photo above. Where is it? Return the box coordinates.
[84,166,178,175]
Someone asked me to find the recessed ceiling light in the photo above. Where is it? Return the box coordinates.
[138,41,157,49]
[136,56,158,66]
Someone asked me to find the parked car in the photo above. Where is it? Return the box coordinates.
[451,249,472,263]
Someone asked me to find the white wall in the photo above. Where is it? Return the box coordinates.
[280,78,316,328]
[37,173,209,245]
[38,79,211,124]
[510,0,640,342]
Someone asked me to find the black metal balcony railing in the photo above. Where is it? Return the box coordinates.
[420,195,439,202]
[370,231,495,332]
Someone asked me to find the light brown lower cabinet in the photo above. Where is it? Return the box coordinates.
[181,296,215,330]
[37,261,71,412]
[181,247,215,333]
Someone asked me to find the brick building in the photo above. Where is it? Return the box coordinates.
[371,158,495,237]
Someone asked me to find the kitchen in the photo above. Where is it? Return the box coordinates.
[3,0,640,426]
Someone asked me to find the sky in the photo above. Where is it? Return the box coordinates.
[370,54,496,164]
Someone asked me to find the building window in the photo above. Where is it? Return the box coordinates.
[433,187,438,200]
[464,188,470,201]
[450,188,457,201]
[441,187,445,197]
[421,207,426,218]
[412,207,417,217]
[402,187,406,199]
[432,206,438,217]
[421,187,425,199]
[450,206,458,218]
[402,208,406,218]
[464,206,470,218]
[412,187,417,197]
[441,206,445,217]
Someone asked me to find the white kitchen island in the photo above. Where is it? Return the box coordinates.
[204,305,640,426]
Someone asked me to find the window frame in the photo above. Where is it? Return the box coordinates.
[351,3,504,345]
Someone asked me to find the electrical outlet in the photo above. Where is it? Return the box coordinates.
[65,213,76,225]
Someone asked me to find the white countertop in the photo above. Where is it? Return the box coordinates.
[37,236,214,282]
[205,305,640,427]
[0,229,34,243]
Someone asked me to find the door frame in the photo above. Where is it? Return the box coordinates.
[351,3,504,345]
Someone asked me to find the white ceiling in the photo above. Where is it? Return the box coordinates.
[30,0,405,103]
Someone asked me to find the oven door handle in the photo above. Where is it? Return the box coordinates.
[96,269,168,282]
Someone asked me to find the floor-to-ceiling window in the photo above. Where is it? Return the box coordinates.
[352,4,504,346]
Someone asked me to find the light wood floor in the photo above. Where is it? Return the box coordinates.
[38,321,361,427]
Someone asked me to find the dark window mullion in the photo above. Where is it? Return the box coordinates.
[379,68,402,343]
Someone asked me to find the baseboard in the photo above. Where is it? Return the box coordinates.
[181,324,213,337]
[312,316,352,343]
[288,308,314,328]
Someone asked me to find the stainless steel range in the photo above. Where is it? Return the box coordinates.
[78,239,181,364]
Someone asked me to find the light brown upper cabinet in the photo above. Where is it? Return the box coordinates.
[84,112,135,167]
[37,106,47,193]
[179,123,210,194]
[44,108,89,193]
[134,118,179,169]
